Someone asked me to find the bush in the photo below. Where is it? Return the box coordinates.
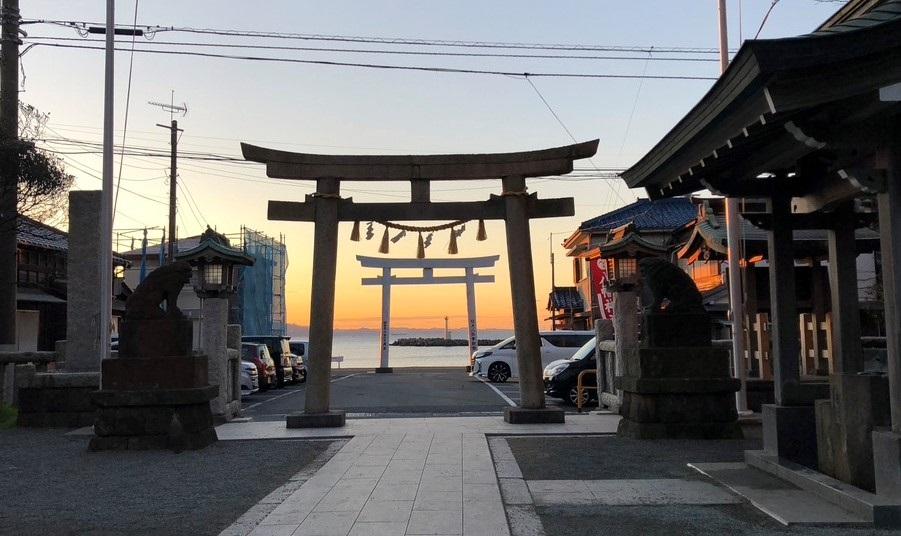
[0,404,17,429]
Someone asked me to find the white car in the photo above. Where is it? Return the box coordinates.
[240,360,259,396]
[472,331,594,383]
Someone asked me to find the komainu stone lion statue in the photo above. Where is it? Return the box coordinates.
[125,261,193,320]
[638,257,705,315]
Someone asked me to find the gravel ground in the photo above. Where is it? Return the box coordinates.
[0,429,335,536]
[507,435,762,480]
[507,436,897,536]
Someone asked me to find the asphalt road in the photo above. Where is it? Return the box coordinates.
[240,368,573,421]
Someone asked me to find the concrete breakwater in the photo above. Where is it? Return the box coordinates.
[391,337,503,347]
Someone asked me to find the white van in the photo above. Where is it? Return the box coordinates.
[471,331,594,383]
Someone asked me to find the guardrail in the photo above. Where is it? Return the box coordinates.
[576,369,598,413]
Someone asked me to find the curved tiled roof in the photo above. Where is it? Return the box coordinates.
[579,197,696,233]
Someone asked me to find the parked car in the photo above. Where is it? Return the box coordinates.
[241,342,276,390]
[242,335,297,387]
[240,360,259,396]
[543,336,598,406]
[471,331,594,383]
[289,340,308,383]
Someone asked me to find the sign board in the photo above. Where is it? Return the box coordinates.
[590,257,614,320]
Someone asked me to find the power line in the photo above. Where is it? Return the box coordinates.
[754,1,781,39]
[112,0,140,223]
[523,77,627,204]
[26,42,719,81]
[22,35,721,63]
[23,19,737,54]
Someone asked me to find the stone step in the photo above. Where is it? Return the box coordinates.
[690,461,871,527]
[745,449,901,528]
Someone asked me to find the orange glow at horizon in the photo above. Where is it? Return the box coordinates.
[282,219,559,331]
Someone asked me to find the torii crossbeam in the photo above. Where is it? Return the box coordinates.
[243,139,599,427]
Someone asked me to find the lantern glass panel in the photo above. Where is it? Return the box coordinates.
[203,263,223,287]
[619,258,637,279]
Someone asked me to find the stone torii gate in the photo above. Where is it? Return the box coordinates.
[357,255,499,373]
[242,139,598,427]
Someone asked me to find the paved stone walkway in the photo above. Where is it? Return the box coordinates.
[218,415,620,536]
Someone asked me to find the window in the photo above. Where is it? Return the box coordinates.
[542,334,593,348]
[573,258,583,282]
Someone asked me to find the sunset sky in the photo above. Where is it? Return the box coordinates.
[20,1,839,330]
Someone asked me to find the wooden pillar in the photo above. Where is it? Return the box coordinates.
[879,150,901,433]
[378,267,392,371]
[304,179,340,415]
[465,267,478,361]
[767,192,801,405]
[502,176,545,409]
[827,202,863,374]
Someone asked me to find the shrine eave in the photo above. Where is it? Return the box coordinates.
[241,140,599,181]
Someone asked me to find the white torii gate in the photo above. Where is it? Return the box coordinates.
[357,255,499,372]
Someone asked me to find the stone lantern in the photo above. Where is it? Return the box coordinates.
[598,223,671,408]
[176,227,254,421]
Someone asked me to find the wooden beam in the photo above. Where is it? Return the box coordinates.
[268,196,574,222]
[361,274,495,286]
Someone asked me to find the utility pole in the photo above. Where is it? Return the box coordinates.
[445,316,449,340]
[550,233,556,331]
[718,0,749,413]
[100,0,115,362]
[150,94,186,263]
[0,0,19,351]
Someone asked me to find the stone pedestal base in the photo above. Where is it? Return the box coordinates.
[615,344,740,440]
[816,373,890,492]
[763,404,817,468]
[503,407,565,424]
[286,410,346,428]
[90,385,218,452]
[375,367,394,374]
[874,430,901,500]
[101,356,209,390]
[118,317,193,359]
[17,372,99,428]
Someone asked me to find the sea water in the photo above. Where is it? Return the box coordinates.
[286,328,513,369]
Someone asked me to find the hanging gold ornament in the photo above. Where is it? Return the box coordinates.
[350,221,360,241]
[378,226,390,254]
[448,227,459,254]
[416,232,425,259]
[476,219,487,241]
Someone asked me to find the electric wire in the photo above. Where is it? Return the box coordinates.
[22,36,720,63]
[112,0,139,222]
[25,42,719,81]
[22,20,736,54]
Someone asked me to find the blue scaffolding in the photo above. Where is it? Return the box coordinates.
[239,227,288,336]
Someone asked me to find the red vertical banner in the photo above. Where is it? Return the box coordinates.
[590,257,614,320]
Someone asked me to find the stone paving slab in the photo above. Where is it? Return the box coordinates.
[215,414,620,441]
[690,462,870,527]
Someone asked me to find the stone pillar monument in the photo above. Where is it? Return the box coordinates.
[202,298,240,421]
[66,191,102,372]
